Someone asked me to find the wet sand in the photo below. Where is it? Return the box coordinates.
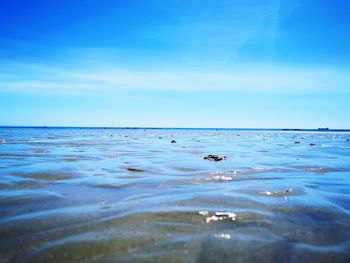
[0,128,350,262]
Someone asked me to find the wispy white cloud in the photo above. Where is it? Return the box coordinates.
[0,58,349,95]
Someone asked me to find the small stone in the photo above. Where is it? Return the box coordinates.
[204,155,227,161]
[127,167,144,172]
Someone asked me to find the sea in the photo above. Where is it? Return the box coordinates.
[0,127,350,262]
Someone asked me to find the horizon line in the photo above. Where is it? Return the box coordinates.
[1,125,350,132]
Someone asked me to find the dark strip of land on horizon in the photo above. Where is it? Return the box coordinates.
[0,126,349,132]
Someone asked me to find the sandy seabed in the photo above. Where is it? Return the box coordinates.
[0,128,350,262]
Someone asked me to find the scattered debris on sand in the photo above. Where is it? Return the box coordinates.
[261,188,293,196]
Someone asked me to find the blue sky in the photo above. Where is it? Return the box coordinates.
[0,0,349,128]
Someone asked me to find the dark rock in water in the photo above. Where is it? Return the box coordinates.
[171,140,176,143]
[204,155,226,162]
[294,141,301,144]
[127,167,145,172]
[309,143,316,146]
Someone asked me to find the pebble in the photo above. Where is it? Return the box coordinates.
[204,155,227,161]
[127,167,144,172]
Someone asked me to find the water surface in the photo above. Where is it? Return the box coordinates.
[0,128,350,262]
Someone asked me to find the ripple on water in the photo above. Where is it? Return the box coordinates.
[272,206,350,247]
[92,182,137,189]
[22,209,348,263]
[17,211,205,262]
[10,170,79,181]
[259,188,302,197]
[295,166,350,174]
[0,153,30,159]
[0,190,62,208]
[0,180,46,190]
[31,148,50,154]
[61,155,101,163]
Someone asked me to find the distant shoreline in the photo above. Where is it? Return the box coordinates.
[0,126,349,132]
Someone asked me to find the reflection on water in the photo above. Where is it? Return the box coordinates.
[0,128,350,262]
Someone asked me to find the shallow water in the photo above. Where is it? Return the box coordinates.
[0,128,350,262]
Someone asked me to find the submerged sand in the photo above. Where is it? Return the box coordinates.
[0,128,350,262]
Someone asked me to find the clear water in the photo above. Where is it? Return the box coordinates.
[0,128,350,262]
